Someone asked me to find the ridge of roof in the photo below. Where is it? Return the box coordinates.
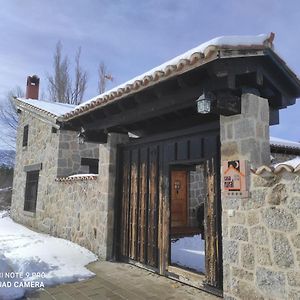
[58,33,275,122]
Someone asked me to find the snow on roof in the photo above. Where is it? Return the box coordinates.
[79,34,272,108]
[15,98,76,119]
[55,174,98,183]
[254,156,300,175]
[270,136,300,150]
[60,33,274,121]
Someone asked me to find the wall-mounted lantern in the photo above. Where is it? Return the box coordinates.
[196,91,241,116]
[196,94,212,114]
[78,127,86,144]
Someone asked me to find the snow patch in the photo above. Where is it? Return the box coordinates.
[171,234,205,273]
[0,255,25,300]
[67,173,98,178]
[0,213,98,299]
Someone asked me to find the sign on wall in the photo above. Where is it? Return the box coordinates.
[222,160,248,197]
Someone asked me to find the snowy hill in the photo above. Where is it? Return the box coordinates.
[0,149,15,168]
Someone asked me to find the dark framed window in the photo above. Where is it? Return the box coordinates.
[24,170,39,212]
[81,158,99,174]
[23,125,29,147]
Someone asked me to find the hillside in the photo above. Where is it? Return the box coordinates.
[0,150,14,209]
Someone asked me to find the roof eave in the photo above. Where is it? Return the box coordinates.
[59,47,272,123]
[13,97,60,128]
[263,48,300,97]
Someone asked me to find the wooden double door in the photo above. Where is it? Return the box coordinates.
[117,130,222,292]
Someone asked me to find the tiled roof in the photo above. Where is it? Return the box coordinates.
[253,157,300,175]
[58,33,275,121]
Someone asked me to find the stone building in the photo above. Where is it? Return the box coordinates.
[11,34,300,299]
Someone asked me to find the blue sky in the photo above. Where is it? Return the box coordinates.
[0,0,299,148]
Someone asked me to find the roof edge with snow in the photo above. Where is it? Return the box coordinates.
[58,33,277,122]
[270,136,300,152]
[13,97,76,124]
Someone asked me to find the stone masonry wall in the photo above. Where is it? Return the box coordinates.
[57,130,99,177]
[220,93,270,168]
[221,93,300,299]
[11,111,60,226]
[11,110,125,260]
[222,172,300,300]
[188,164,206,227]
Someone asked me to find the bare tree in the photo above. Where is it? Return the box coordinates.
[98,62,113,94]
[0,42,110,151]
[47,41,87,105]
[71,47,88,104]
[0,87,24,150]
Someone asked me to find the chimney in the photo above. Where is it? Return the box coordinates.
[25,75,40,99]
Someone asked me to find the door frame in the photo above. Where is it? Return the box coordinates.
[166,158,222,295]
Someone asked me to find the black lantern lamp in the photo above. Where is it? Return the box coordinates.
[78,127,86,144]
[196,93,212,114]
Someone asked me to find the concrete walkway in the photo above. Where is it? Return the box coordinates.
[27,261,220,300]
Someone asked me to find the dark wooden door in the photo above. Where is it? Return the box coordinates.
[171,170,188,227]
[119,146,159,269]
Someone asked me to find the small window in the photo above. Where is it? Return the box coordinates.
[23,125,29,147]
[24,170,39,212]
[81,158,99,174]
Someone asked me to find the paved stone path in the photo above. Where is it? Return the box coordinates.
[27,261,219,299]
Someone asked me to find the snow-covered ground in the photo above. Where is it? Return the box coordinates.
[0,211,98,300]
[171,234,205,273]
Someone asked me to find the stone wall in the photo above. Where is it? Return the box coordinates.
[188,164,206,227]
[222,171,300,300]
[11,110,126,260]
[220,93,270,168]
[220,93,300,299]
[57,130,99,177]
[11,111,60,224]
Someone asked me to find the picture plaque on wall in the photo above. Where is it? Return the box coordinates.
[222,160,249,198]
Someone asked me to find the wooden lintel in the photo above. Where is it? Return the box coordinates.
[269,108,279,125]
[85,85,203,131]
[177,77,189,88]
[227,74,236,90]
[256,68,264,86]
[85,131,107,144]
[215,92,241,116]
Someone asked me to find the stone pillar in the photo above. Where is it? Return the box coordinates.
[98,133,128,260]
[220,93,271,299]
[220,93,270,168]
